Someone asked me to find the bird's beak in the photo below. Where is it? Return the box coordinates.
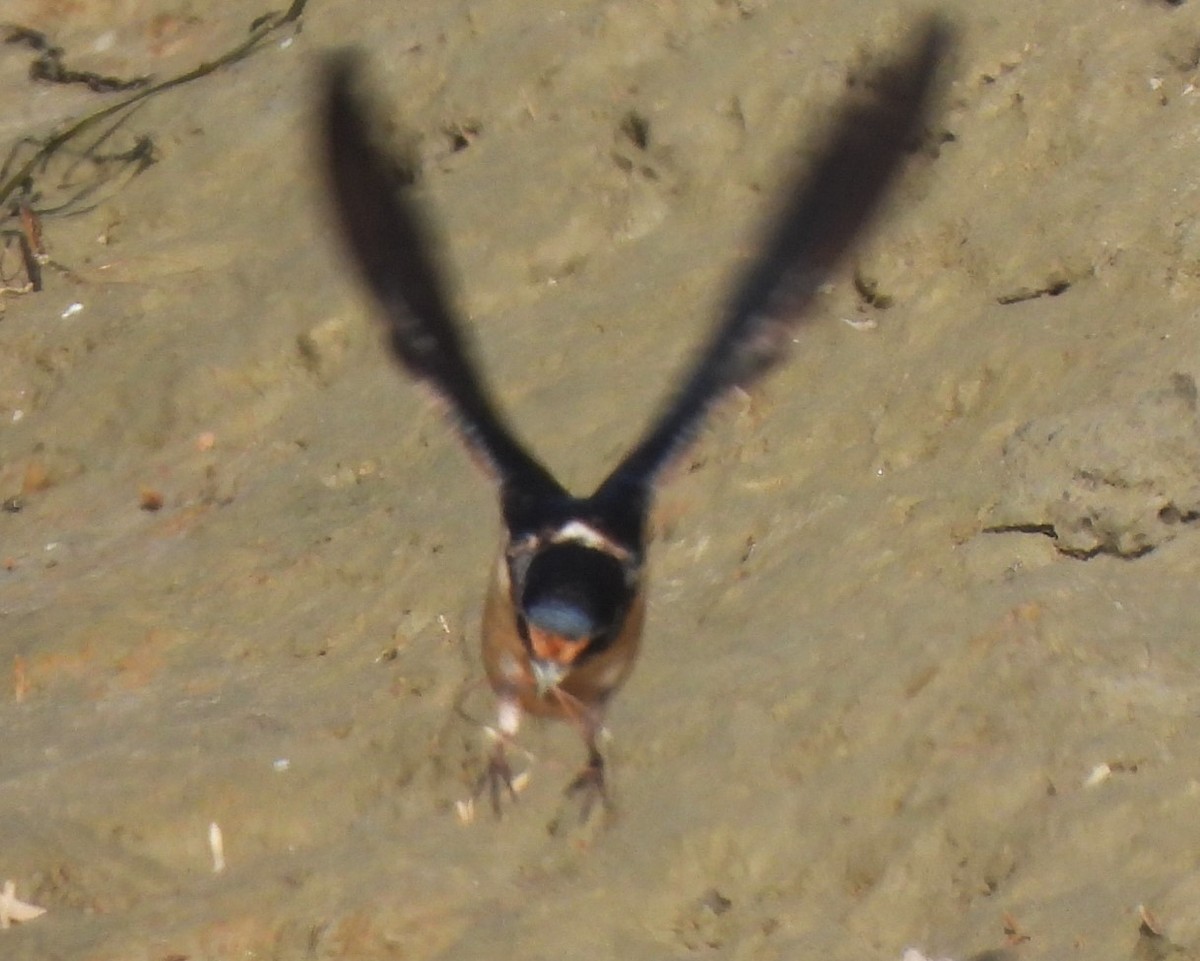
[531,658,569,697]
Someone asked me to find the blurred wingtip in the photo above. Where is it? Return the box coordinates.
[321,48,361,97]
[918,13,956,58]
[320,49,366,146]
[909,14,957,108]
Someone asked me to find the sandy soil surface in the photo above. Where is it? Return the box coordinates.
[3,1,1200,959]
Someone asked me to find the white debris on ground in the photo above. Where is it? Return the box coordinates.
[902,949,957,961]
[0,879,46,929]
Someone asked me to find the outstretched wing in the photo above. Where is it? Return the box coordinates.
[595,21,949,509]
[322,57,565,503]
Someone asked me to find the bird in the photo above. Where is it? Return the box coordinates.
[320,21,947,817]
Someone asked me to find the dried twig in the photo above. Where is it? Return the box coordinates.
[0,0,309,293]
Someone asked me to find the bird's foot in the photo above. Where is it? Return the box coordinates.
[564,749,611,823]
[469,739,531,818]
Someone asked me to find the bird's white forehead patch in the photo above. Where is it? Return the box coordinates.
[551,520,629,558]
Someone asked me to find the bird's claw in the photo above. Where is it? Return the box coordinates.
[473,743,520,817]
[564,751,610,823]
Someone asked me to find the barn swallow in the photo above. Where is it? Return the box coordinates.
[321,21,947,817]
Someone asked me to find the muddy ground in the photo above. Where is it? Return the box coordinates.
[3,1,1200,959]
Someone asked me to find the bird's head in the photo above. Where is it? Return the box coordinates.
[507,526,639,694]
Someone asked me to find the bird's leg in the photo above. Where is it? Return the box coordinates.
[565,733,610,822]
[471,697,528,817]
[553,689,612,821]
[475,735,518,816]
